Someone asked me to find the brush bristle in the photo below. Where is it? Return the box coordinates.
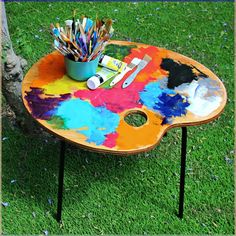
[106,19,113,26]
[50,14,114,62]
[143,54,152,62]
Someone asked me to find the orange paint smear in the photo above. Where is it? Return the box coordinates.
[31,52,65,87]
[122,46,168,82]
[116,108,163,150]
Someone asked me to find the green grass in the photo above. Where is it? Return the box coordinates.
[2,2,234,235]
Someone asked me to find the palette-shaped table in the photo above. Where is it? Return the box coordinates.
[22,40,227,223]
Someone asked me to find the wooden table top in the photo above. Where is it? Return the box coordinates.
[22,40,227,155]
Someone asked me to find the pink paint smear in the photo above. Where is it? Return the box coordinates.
[103,132,118,148]
[74,81,149,113]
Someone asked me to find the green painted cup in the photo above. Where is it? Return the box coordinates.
[64,56,100,81]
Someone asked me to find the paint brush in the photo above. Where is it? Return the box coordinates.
[50,14,114,62]
[96,18,102,30]
[122,54,152,88]
[82,16,87,31]
[65,20,73,41]
[50,25,67,46]
[50,31,66,45]
[105,19,113,33]
[54,39,71,55]
[60,33,82,52]
[79,35,88,54]
[53,44,66,56]
[72,10,76,37]
[77,19,85,36]
[99,34,110,43]
[60,27,65,34]
[91,30,98,51]
[55,23,60,30]
[83,18,93,33]
[109,26,114,37]
[89,40,92,55]
[87,42,102,61]
[88,23,95,36]
[88,41,107,61]
[110,58,141,87]
[52,27,60,37]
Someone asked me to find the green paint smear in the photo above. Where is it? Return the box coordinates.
[101,74,118,89]
[101,44,137,89]
[47,116,67,129]
[104,44,136,61]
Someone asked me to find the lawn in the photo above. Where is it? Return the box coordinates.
[2,1,234,235]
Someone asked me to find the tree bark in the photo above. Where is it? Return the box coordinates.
[1,2,39,133]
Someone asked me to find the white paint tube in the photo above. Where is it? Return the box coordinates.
[87,68,118,90]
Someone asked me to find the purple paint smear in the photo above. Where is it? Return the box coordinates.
[24,87,71,120]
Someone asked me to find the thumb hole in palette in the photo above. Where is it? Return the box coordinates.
[124,110,147,127]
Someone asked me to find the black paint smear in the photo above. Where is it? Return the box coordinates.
[160,58,207,89]
[25,87,71,120]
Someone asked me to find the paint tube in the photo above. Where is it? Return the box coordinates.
[87,67,118,90]
[99,55,127,73]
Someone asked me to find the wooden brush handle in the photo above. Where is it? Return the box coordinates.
[110,67,131,86]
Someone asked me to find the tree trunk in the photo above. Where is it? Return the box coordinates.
[2,2,39,133]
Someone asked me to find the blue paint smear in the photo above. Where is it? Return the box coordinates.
[53,98,120,145]
[139,80,175,110]
[154,93,190,124]
[139,81,190,124]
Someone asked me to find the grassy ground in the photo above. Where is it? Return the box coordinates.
[2,2,234,235]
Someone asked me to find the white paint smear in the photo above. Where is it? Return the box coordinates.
[176,80,222,117]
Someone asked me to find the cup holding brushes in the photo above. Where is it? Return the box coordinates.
[50,11,114,81]
[50,11,114,63]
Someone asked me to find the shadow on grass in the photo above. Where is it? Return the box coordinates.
[2,118,179,223]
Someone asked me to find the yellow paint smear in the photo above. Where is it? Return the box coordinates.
[75,126,89,131]
[42,75,87,95]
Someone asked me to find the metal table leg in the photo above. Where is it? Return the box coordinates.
[56,129,187,221]
[56,140,66,223]
[178,127,187,219]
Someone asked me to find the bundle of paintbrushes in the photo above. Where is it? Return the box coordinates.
[50,11,114,62]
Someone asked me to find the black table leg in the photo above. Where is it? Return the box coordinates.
[178,127,187,219]
[56,140,66,223]
[56,129,187,221]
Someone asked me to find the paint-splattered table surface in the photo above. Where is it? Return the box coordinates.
[22,41,227,155]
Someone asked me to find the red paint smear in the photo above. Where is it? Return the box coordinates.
[120,46,168,82]
[74,46,167,113]
[74,81,146,113]
[103,132,118,148]
[123,46,160,63]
